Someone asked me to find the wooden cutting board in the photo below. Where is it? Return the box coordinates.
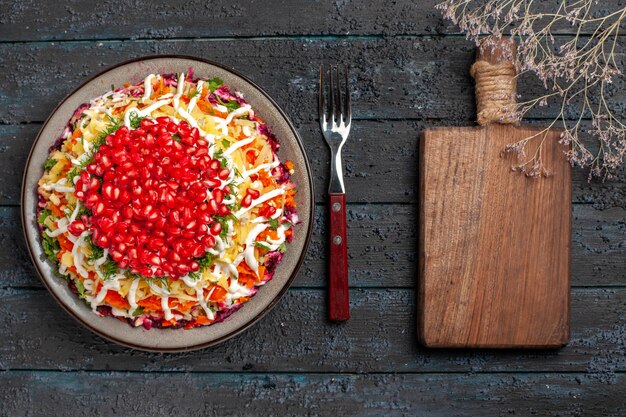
[418,124,571,348]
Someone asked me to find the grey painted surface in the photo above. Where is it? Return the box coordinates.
[1,0,625,415]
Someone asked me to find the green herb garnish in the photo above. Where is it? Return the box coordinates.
[172,133,181,142]
[86,237,104,262]
[198,252,216,270]
[216,96,240,112]
[207,77,223,93]
[75,279,86,297]
[213,149,228,168]
[158,277,171,292]
[80,118,122,168]
[38,209,52,225]
[187,89,200,99]
[42,233,60,264]
[128,111,145,129]
[100,258,118,280]
[221,138,230,149]
[44,157,57,171]
[253,241,270,249]
[268,218,280,230]
[131,307,144,316]
[67,167,81,185]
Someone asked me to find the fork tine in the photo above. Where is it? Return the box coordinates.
[344,65,351,126]
[335,65,343,125]
[328,65,335,126]
[318,65,325,128]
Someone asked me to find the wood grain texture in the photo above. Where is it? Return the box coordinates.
[2,204,624,289]
[0,288,624,373]
[2,123,624,207]
[0,0,592,42]
[1,1,625,413]
[419,125,572,348]
[1,371,625,417]
[1,38,625,125]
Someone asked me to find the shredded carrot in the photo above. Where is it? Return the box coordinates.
[71,129,82,139]
[208,286,227,302]
[196,100,210,113]
[57,234,73,251]
[258,229,279,241]
[284,160,294,171]
[161,318,176,327]
[137,295,162,311]
[49,204,63,218]
[258,265,266,281]
[238,262,265,282]
[195,315,213,325]
[213,109,229,119]
[104,290,130,310]
[152,77,165,98]
[258,170,274,187]
[173,300,196,313]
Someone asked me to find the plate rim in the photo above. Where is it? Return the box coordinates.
[20,54,315,352]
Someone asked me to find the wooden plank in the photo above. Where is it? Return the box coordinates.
[0,0,602,42]
[1,38,625,124]
[1,123,624,207]
[1,371,625,417]
[0,0,443,41]
[419,125,571,348]
[2,204,624,289]
[0,287,624,373]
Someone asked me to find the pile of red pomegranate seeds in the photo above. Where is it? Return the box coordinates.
[70,117,234,278]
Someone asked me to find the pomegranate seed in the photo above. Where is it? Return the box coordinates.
[88,177,100,192]
[94,202,105,216]
[247,188,260,199]
[182,229,196,239]
[218,168,230,180]
[73,116,246,276]
[208,199,219,214]
[241,194,252,208]
[212,189,224,204]
[201,235,216,248]
[191,243,204,258]
[209,222,222,236]
[209,159,221,170]
[261,205,277,218]
[205,178,221,188]
[67,220,86,236]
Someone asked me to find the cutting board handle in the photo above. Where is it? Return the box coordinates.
[470,36,520,126]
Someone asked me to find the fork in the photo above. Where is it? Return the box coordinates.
[319,64,351,322]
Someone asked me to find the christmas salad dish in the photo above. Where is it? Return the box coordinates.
[36,69,299,330]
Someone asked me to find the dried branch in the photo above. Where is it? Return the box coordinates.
[437,0,626,179]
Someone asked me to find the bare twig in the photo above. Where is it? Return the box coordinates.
[437,0,626,179]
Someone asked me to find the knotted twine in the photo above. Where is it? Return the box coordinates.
[470,38,520,126]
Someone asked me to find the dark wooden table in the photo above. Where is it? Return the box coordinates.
[1,1,625,416]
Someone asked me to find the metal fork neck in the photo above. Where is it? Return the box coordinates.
[329,146,345,194]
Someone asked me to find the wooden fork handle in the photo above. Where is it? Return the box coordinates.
[329,193,350,321]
